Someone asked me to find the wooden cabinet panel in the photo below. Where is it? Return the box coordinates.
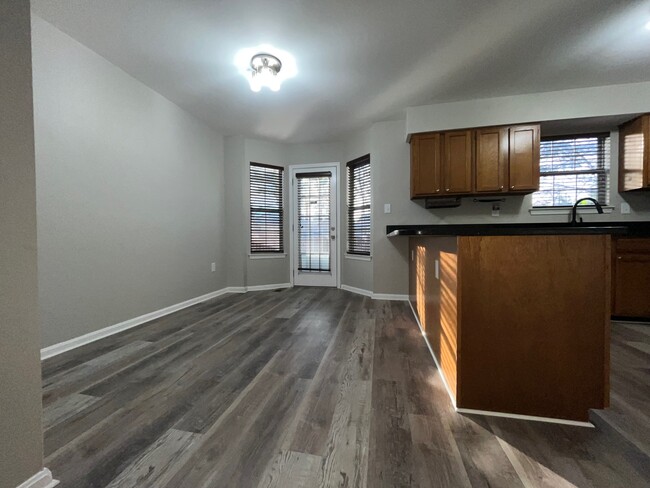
[409,236,459,400]
[411,133,441,197]
[619,115,649,192]
[612,238,650,318]
[443,130,473,194]
[508,125,540,191]
[475,127,508,193]
[409,234,610,421]
[458,235,610,421]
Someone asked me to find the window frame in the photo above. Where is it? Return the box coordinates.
[532,132,611,208]
[249,162,285,255]
[346,154,371,257]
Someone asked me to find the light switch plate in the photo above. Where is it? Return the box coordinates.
[621,202,631,214]
[384,203,391,214]
[492,204,500,217]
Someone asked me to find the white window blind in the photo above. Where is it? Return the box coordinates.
[250,162,284,253]
[296,172,331,272]
[347,155,371,256]
[533,134,610,207]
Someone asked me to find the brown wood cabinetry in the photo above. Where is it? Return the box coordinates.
[508,125,540,191]
[613,238,650,318]
[410,133,441,198]
[410,123,540,199]
[443,130,473,194]
[619,114,650,192]
[409,234,610,421]
[475,127,508,193]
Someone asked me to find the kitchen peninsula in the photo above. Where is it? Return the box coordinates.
[388,223,634,423]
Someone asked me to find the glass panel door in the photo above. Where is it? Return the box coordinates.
[291,165,337,287]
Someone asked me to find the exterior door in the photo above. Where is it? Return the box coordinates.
[291,165,338,287]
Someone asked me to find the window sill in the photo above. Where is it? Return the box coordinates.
[249,253,287,260]
[529,206,614,216]
[345,254,372,261]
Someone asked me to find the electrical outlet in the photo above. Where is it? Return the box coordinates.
[621,202,631,214]
[211,262,216,272]
[384,203,391,214]
[492,204,500,217]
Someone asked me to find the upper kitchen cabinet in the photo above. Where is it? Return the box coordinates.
[410,123,540,199]
[411,132,442,198]
[443,130,473,194]
[619,114,650,192]
[508,125,540,192]
[475,127,508,193]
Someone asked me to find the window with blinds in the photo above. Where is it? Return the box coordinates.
[296,172,331,272]
[347,155,371,256]
[532,134,610,207]
[250,162,284,253]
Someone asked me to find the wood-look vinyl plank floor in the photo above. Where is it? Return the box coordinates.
[42,288,650,487]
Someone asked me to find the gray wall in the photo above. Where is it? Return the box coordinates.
[0,1,45,486]
[32,16,227,348]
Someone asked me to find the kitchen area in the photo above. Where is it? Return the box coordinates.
[389,113,650,425]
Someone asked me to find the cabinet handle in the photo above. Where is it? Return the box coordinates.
[446,188,450,192]
[500,185,504,190]
[510,185,515,189]
[436,189,440,193]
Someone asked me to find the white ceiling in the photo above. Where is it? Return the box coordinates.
[32,0,650,143]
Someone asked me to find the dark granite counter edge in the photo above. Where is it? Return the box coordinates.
[386,221,650,237]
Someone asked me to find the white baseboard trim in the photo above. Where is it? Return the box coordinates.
[17,468,59,488]
[373,293,409,301]
[407,300,594,428]
[340,284,373,298]
[224,286,247,294]
[41,287,235,360]
[407,300,458,408]
[340,284,409,301]
[41,283,295,360]
[246,283,292,292]
[455,407,594,428]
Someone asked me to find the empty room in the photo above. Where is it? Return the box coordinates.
[3,0,650,487]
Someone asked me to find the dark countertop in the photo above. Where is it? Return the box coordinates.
[386,221,650,237]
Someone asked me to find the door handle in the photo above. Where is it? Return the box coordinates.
[331,235,336,240]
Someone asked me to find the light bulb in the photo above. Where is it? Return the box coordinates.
[249,75,261,92]
[269,76,281,92]
[258,67,273,86]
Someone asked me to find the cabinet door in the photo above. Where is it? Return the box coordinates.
[475,127,508,193]
[613,253,650,317]
[618,115,648,192]
[508,125,540,191]
[411,133,442,198]
[443,130,473,194]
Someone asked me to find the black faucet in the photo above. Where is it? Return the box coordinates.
[570,197,604,225]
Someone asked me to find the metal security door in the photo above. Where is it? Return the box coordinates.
[291,165,338,287]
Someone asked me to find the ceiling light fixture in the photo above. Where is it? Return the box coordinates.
[249,53,282,92]
[235,44,297,93]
